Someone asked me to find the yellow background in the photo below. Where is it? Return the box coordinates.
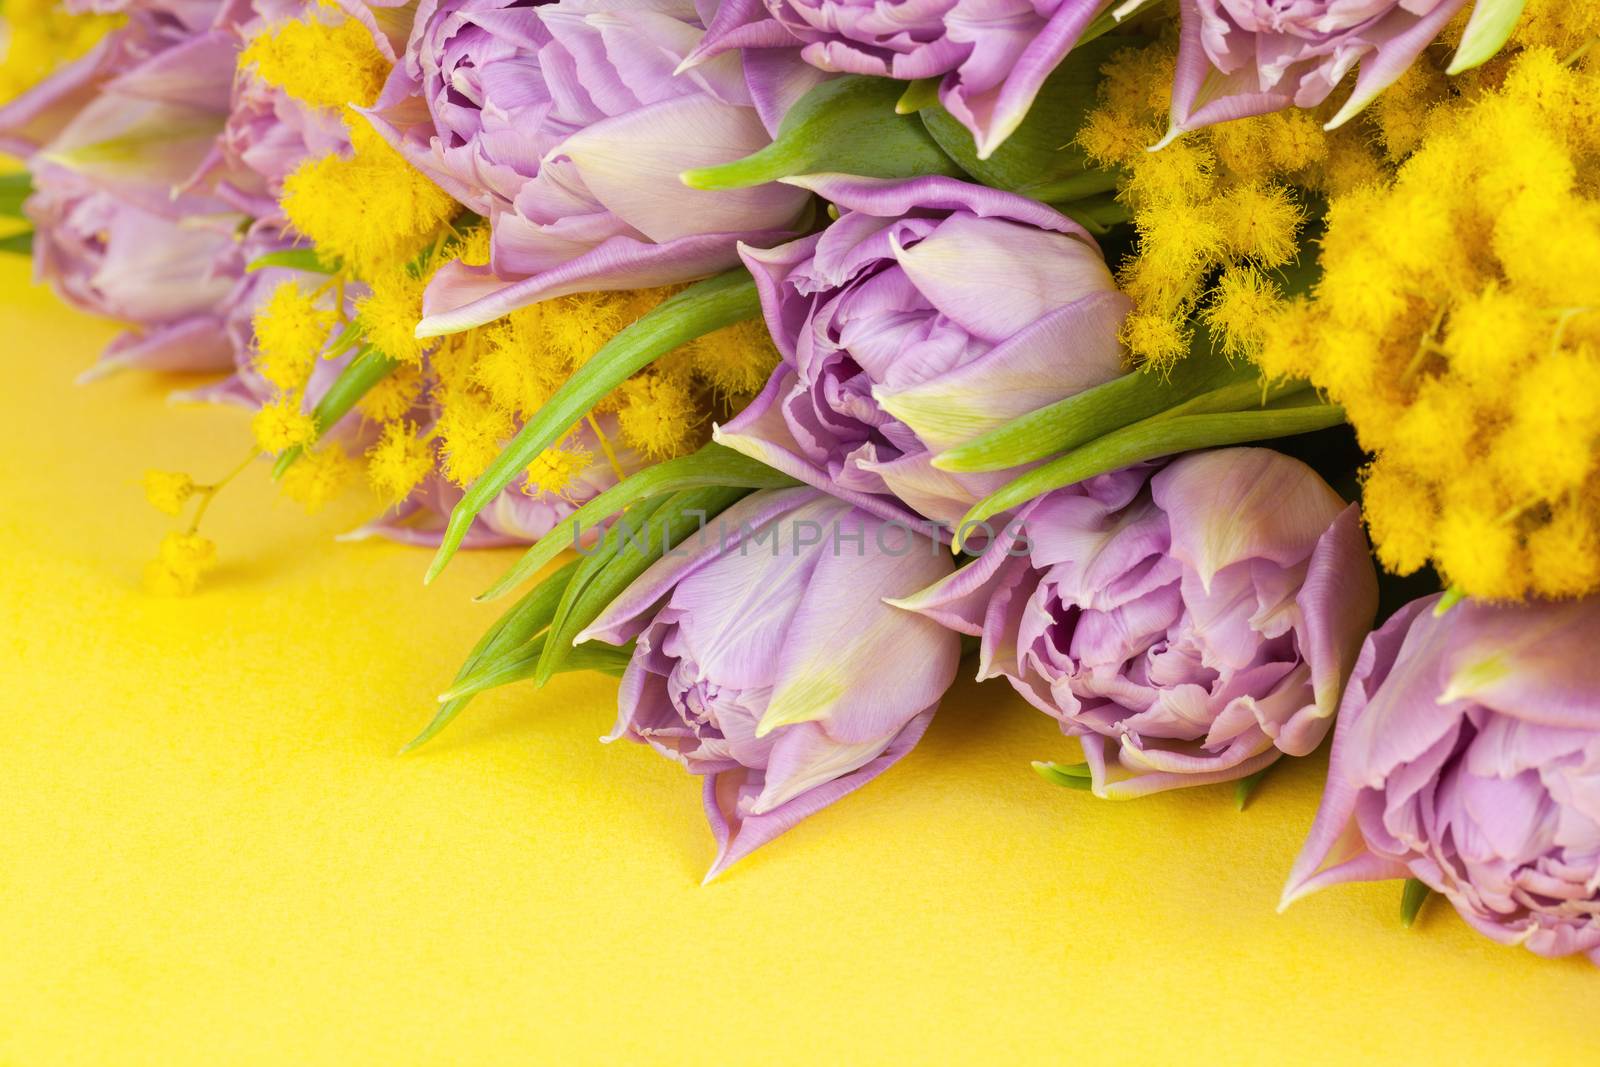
[1,257,1596,1065]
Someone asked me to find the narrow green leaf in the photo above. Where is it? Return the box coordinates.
[271,347,397,479]
[1446,0,1526,74]
[1401,877,1433,928]
[933,347,1255,474]
[0,171,33,217]
[1234,762,1277,811]
[425,269,762,584]
[477,443,798,602]
[681,76,962,191]
[246,247,333,274]
[954,397,1347,547]
[0,229,32,256]
[443,634,635,704]
[536,486,750,684]
[919,36,1120,198]
[1032,761,1095,791]
[401,559,583,753]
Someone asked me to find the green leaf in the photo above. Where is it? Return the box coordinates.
[919,35,1122,196]
[271,347,397,480]
[442,634,635,705]
[932,347,1258,475]
[535,486,751,684]
[0,171,33,217]
[1401,877,1433,928]
[425,269,763,584]
[1234,763,1277,811]
[476,443,799,602]
[953,393,1346,548]
[681,76,962,191]
[1032,761,1095,791]
[246,247,334,274]
[1446,0,1526,75]
[894,77,942,115]
[402,558,583,753]
[0,229,32,256]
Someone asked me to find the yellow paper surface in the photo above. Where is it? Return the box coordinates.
[1,258,1596,1065]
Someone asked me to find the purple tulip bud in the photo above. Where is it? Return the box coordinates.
[714,174,1128,532]
[360,0,813,336]
[687,0,1107,158]
[897,448,1378,798]
[1163,0,1469,141]
[577,487,961,877]
[1283,594,1600,965]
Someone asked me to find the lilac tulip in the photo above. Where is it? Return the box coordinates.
[714,174,1128,532]
[0,1,224,157]
[1161,0,1469,141]
[360,0,814,337]
[27,164,241,379]
[686,0,1107,158]
[1283,595,1600,965]
[576,486,961,877]
[897,448,1378,797]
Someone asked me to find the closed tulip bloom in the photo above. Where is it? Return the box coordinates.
[576,487,961,877]
[361,0,813,336]
[897,449,1378,797]
[715,174,1128,531]
[1283,594,1600,965]
[28,165,241,379]
[687,0,1108,158]
[1162,0,1470,141]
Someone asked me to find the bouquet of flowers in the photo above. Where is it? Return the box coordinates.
[4,0,1598,964]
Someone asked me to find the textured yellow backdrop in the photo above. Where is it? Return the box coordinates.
[1,258,1596,1065]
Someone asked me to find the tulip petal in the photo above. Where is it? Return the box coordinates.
[1280,597,1436,909]
[576,486,820,646]
[558,93,810,244]
[874,292,1129,453]
[712,366,938,529]
[1152,448,1347,592]
[703,707,934,880]
[1281,504,1379,756]
[757,520,959,741]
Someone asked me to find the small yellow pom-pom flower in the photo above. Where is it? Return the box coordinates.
[1259,110,1328,172]
[688,318,781,398]
[1360,462,1437,577]
[281,123,459,281]
[1203,265,1282,359]
[144,533,219,597]
[252,399,318,454]
[1526,508,1600,600]
[239,14,390,114]
[355,268,428,364]
[617,374,701,460]
[142,470,196,517]
[1121,310,1190,368]
[524,444,595,498]
[356,364,424,424]
[365,420,435,503]
[1210,183,1304,267]
[254,281,336,392]
[436,389,515,486]
[280,447,355,514]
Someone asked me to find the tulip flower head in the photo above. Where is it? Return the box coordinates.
[898,448,1379,797]
[1284,594,1600,965]
[716,174,1129,532]
[577,487,962,877]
